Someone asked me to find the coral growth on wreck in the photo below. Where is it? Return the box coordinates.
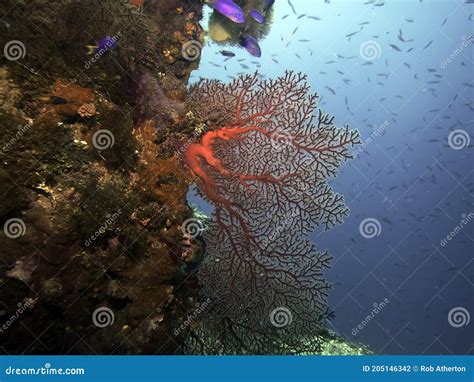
[183,71,360,354]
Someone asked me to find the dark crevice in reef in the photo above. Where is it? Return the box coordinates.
[0,0,206,354]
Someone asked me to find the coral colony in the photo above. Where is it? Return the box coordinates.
[183,71,360,354]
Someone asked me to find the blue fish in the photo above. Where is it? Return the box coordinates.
[220,50,236,57]
[206,0,246,24]
[250,9,265,23]
[241,35,261,57]
[86,36,119,55]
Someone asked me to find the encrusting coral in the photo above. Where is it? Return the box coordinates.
[0,0,204,355]
[183,71,360,354]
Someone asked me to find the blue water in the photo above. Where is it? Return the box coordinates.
[189,0,473,355]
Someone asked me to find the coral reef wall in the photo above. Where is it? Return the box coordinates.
[0,0,204,354]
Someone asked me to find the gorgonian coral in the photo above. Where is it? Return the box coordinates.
[183,71,360,354]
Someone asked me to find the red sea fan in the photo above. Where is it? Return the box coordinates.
[183,71,360,354]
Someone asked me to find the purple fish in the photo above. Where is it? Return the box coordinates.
[207,0,246,24]
[250,9,265,23]
[241,35,261,57]
[97,36,119,51]
[86,35,119,55]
